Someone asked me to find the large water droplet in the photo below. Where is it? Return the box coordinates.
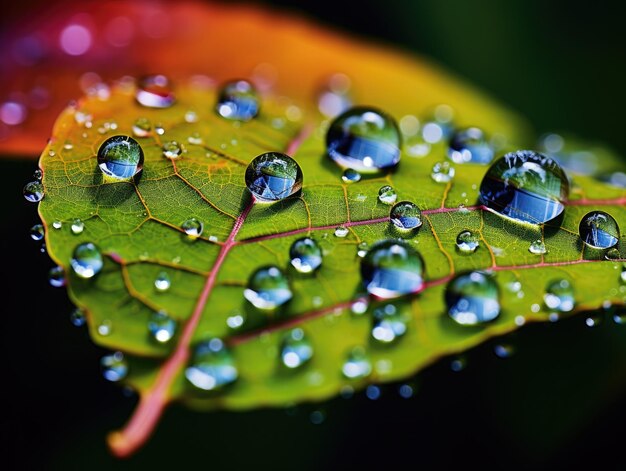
[371,304,408,343]
[216,79,259,121]
[101,351,128,382]
[135,75,175,108]
[342,347,372,379]
[446,271,500,325]
[70,218,84,235]
[148,311,176,343]
[390,201,422,231]
[289,237,322,274]
[30,223,44,241]
[341,168,361,184]
[97,135,144,181]
[154,271,171,291]
[23,181,44,202]
[48,265,65,287]
[543,279,575,312]
[326,106,401,174]
[448,127,494,164]
[360,239,424,298]
[456,230,479,253]
[528,239,547,255]
[245,152,303,202]
[378,185,397,205]
[281,328,313,369]
[244,266,292,309]
[479,150,569,224]
[185,339,238,390]
[181,217,203,239]
[579,211,620,249]
[431,161,455,183]
[70,242,103,279]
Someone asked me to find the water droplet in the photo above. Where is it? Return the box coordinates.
[390,201,422,231]
[579,211,620,249]
[620,264,626,283]
[97,135,144,181]
[101,352,128,382]
[360,239,424,298]
[181,218,203,240]
[244,266,292,310]
[23,181,44,202]
[528,239,547,255]
[70,308,86,327]
[318,73,352,117]
[351,299,369,315]
[52,220,62,230]
[48,265,65,287]
[280,328,313,369]
[479,150,569,224]
[357,242,369,258]
[450,356,467,372]
[446,271,500,325]
[341,168,361,183]
[421,105,454,143]
[33,169,42,180]
[310,410,326,424]
[154,271,171,291]
[185,339,238,390]
[613,308,626,325]
[98,320,112,336]
[216,79,259,121]
[366,385,381,400]
[456,230,479,253]
[245,152,303,202]
[70,242,103,279]
[30,223,44,241]
[585,315,602,328]
[543,279,575,312]
[132,117,151,137]
[155,124,165,135]
[135,74,175,108]
[398,384,414,398]
[148,311,176,343]
[334,226,349,238]
[187,132,203,145]
[371,304,408,343]
[605,248,621,260]
[184,110,198,123]
[342,347,371,379]
[226,312,246,329]
[289,237,322,274]
[378,185,397,205]
[326,106,401,173]
[448,127,494,164]
[70,218,84,235]
[494,344,515,358]
[431,161,455,183]
[162,140,183,159]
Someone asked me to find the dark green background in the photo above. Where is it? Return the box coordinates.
[1,0,625,469]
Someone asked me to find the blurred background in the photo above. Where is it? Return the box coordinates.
[1,0,625,469]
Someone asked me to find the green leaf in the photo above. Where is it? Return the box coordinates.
[36,30,626,460]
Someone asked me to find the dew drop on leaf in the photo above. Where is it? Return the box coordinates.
[245,152,303,202]
[101,351,128,382]
[23,181,44,202]
[446,271,500,326]
[341,168,361,183]
[216,79,259,121]
[357,241,369,258]
[334,225,349,238]
[70,242,103,279]
[185,339,238,391]
[620,264,626,283]
[366,385,381,400]
[184,110,198,123]
[97,320,112,336]
[162,140,183,159]
[543,279,575,312]
[421,105,454,143]
[52,220,62,230]
[132,117,152,137]
[48,265,65,287]
[605,248,621,260]
[479,150,569,224]
[30,223,44,241]
[448,127,494,164]
[326,106,401,174]
[289,237,322,274]
[360,239,424,298]
[70,218,84,235]
[528,239,547,255]
[280,328,313,369]
[97,135,144,181]
[148,311,176,343]
[317,73,352,118]
[154,271,171,292]
[398,384,414,399]
[244,265,292,310]
[351,298,368,315]
[431,161,455,183]
[377,185,397,205]
[181,217,203,239]
[135,74,175,108]
[70,308,86,327]
[342,346,372,379]
[579,210,620,249]
[456,230,480,253]
[494,343,515,358]
[390,201,422,231]
[33,169,42,180]
[371,303,408,343]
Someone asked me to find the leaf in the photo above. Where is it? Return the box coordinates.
[33,1,626,459]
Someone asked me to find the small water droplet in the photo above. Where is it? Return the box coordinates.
[185,339,238,390]
[479,150,569,224]
[70,308,86,327]
[280,328,313,369]
[456,230,479,253]
[366,385,381,400]
[97,135,144,181]
[98,320,112,336]
[326,107,401,173]
[23,181,44,202]
[70,218,84,235]
[605,248,621,260]
[184,110,198,123]
[528,239,547,255]
[318,73,352,118]
[357,242,369,258]
[579,211,620,249]
[448,127,494,164]
[620,265,626,283]
[543,279,575,312]
[136,75,175,108]
[310,410,326,425]
[431,161,455,183]
[148,311,176,343]
[494,344,515,358]
[245,152,303,202]
[154,271,171,291]
[446,271,500,325]
[351,298,368,315]
[612,308,626,325]
[360,239,424,298]
[341,168,361,183]
[70,242,103,279]
[30,223,44,241]
[181,218,203,240]
[244,266,292,310]
[187,132,203,145]
[162,140,183,159]
[398,384,414,398]
[334,226,349,238]
[377,185,397,205]
[342,347,371,379]
[216,80,259,121]
[48,265,65,287]
[450,356,467,372]
[585,314,602,328]
[33,169,42,180]
[101,351,128,382]
[289,237,322,273]
[371,304,408,343]
[390,201,422,231]
[226,312,246,330]
[52,220,62,230]
[132,117,152,137]
[155,124,165,135]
